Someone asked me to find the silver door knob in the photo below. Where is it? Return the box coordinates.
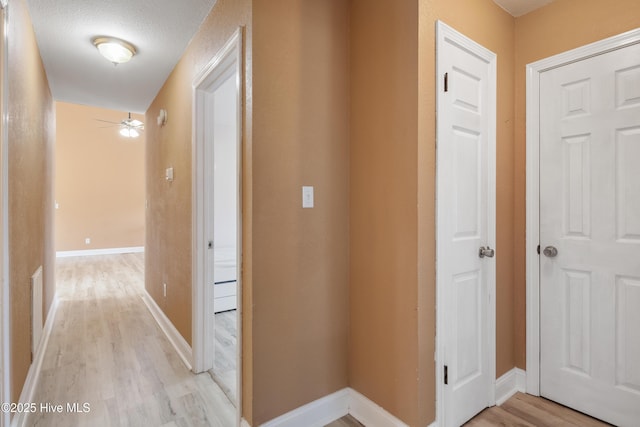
[543,246,558,257]
[479,246,495,258]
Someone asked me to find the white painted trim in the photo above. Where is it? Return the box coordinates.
[55,246,144,258]
[1,6,9,427]
[348,389,410,427]
[192,27,242,374]
[258,388,409,427]
[525,27,640,397]
[435,20,497,427]
[141,290,192,371]
[12,296,60,427]
[192,27,244,427]
[259,389,349,427]
[495,368,526,406]
[241,419,251,427]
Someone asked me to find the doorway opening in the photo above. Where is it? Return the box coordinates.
[192,28,243,415]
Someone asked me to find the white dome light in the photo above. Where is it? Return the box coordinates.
[93,37,136,65]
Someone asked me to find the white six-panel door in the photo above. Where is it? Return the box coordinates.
[436,21,496,427]
[539,42,640,427]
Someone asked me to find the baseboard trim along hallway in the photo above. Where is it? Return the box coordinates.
[141,290,193,371]
[55,246,144,258]
[259,387,409,427]
[495,367,526,405]
[12,297,60,427]
[257,368,527,427]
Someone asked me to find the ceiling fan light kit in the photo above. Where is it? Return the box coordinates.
[92,36,137,65]
[119,127,140,138]
[96,112,144,138]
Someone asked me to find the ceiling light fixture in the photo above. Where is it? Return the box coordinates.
[119,127,140,138]
[92,36,137,65]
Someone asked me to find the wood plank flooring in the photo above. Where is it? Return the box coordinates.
[33,255,617,427]
[30,253,235,427]
[327,392,612,427]
[464,392,612,427]
[212,310,237,404]
[325,415,363,427]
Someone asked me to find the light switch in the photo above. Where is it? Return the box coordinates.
[302,186,314,208]
[165,167,174,182]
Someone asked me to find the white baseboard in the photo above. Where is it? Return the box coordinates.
[260,388,349,427]
[241,419,251,427]
[349,388,409,427]
[141,290,192,371]
[258,387,408,427]
[12,296,60,427]
[495,367,526,406]
[56,246,144,258]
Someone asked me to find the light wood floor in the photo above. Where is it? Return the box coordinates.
[327,392,612,427]
[464,392,612,426]
[325,415,363,426]
[30,253,235,427]
[212,310,237,404]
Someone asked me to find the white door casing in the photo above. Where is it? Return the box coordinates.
[192,26,243,420]
[537,41,640,427]
[436,21,497,427]
[527,28,640,398]
[0,4,8,427]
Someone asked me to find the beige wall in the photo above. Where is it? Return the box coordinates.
[512,0,640,369]
[144,0,640,426]
[252,0,349,423]
[7,0,55,403]
[349,0,422,424]
[146,0,351,424]
[55,102,144,252]
[348,0,514,425]
[144,0,253,420]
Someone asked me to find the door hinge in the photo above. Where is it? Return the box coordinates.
[444,365,448,385]
[444,73,449,92]
[537,244,540,255]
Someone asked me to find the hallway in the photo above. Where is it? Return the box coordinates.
[29,254,235,427]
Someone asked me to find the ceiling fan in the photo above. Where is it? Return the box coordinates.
[95,112,144,138]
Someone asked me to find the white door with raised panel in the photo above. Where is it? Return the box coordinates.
[436,21,496,427]
[539,42,640,427]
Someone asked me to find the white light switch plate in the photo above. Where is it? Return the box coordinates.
[302,186,314,208]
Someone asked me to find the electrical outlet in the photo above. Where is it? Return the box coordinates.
[85,238,91,245]
[163,283,167,297]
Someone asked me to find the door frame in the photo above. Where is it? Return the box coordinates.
[435,20,497,426]
[192,26,243,415]
[525,27,640,396]
[0,2,8,427]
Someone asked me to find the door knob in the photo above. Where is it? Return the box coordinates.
[479,246,495,258]
[543,246,558,257]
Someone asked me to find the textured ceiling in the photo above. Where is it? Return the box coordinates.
[26,0,217,113]
[493,0,555,16]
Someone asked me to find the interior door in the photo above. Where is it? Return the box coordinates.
[437,22,496,427]
[540,42,640,427]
